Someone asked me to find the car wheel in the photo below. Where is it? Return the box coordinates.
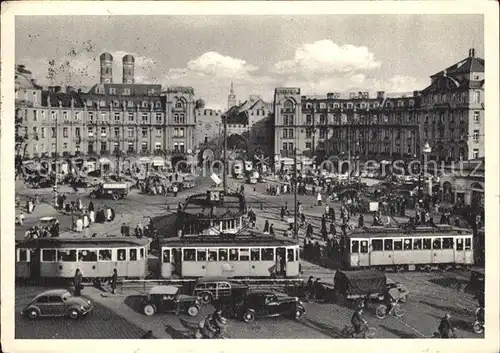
[242,311,255,323]
[200,292,212,305]
[68,308,80,320]
[28,309,38,320]
[188,306,199,317]
[143,304,155,316]
[294,309,304,321]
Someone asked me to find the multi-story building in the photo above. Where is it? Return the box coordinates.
[15,52,197,167]
[418,48,484,161]
[273,88,420,161]
[195,108,223,147]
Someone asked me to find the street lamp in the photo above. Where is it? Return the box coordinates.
[418,142,432,199]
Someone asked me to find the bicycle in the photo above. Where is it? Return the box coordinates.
[375,300,405,319]
[341,325,377,339]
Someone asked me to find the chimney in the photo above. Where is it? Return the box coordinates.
[376,91,385,99]
[469,48,475,57]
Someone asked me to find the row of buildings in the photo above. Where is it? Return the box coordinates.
[15,49,484,167]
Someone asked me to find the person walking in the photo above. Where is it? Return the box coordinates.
[74,269,83,296]
[110,268,118,294]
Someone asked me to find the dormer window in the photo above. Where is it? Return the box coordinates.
[175,101,183,109]
[142,101,148,108]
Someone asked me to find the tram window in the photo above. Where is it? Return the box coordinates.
[413,239,422,250]
[394,240,403,251]
[295,248,299,260]
[42,249,56,262]
[222,221,227,230]
[58,250,76,262]
[184,249,196,261]
[251,248,260,261]
[219,249,228,261]
[197,249,207,261]
[351,241,359,253]
[423,238,432,249]
[78,250,97,262]
[433,238,442,250]
[384,239,393,251]
[261,248,274,261]
[229,249,239,261]
[117,249,127,261]
[442,238,453,250]
[465,238,472,250]
[229,220,235,229]
[360,241,369,253]
[371,239,383,251]
[140,248,144,259]
[98,250,112,261]
[404,239,412,250]
[19,249,28,262]
[208,249,218,261]
[129,249,138,261]
[163,249,171,263]
[287,249,294,261]
[456,238,464,251]
[239,248,250,261]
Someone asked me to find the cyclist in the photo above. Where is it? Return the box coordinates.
[351,302,368,337]
[383,287,396,315]
[438,313,456,338]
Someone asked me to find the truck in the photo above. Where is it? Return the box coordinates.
[89,182,129,201]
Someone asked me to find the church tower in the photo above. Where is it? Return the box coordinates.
[227,82,236,109]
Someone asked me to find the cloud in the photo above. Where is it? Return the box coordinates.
[186,51,258,79]
[272,40,381,78]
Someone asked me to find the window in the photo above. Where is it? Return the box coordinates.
[51,111,57,120]
[179,114,185,124]
[423,238,432,250]
[175,100,183,108]
[229,248,239,261]
[36,296,49,304]
[442,238,453,250]
[239,248,250,261]
[162,249,171,263]
[474,111,480,123]
[114,113,120,121]
[180,143,185,153]
[465,238,472,250]
[306,115,312,125]
[88,127,94,137]
[287,248,295,262]
[179,128,185,137]
[42,249,56,262]
[182,249,194,261]
[114,127,120,137]
[57,250,76,262]
[156,113,162,123]
[208,249,217,261]
[75,127,80,137]
[288,129,294,138]
[32,110,38,121]
[305,142,312,150]
[78,250,97,262]
[129,249,137,261]
[98,249,112,261]
[117,249,127,261]
[432,238,442,250]
[473,130,479,142]
[128,113,134,122]
[413,239,422,250]
[63,111,68,121]
[141,142,148,152]
[100,127,107,136]
[394,240,403,251]
[48,296,64,304]
[101,112,107,121]
[403,239,412,250]
[473,149,479,159]
[88,112,94,121]
[261,248,274,261]
[360,241,368,253]
[155,142,161,151]
[18,249,28,262]
[142,114,148,123]
[371,239,383,251]
[218,249,228,261]
[456,238,464,251]
[319,128,326,139]
[250,248,260,261]
[141,127,148,137]
[197,249,207,261]
[351,240,359,253]
[41,110,46,120]
[474,91,480,103]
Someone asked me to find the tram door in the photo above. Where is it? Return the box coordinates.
[172,249,181,276]
[30,247,41,279]
[276,247,286,276]
[454,237,466,264]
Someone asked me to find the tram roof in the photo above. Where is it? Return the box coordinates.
[347,225,473,238]
[16,237,151,249]
[181,192,245,218]
[159,235,298,247]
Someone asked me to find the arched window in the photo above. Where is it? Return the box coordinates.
[283,100,294,112]
[175,100,184,109]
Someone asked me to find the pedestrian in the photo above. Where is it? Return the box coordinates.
[173,184,178,197]
[73,269,83,296]
[317,192,322,206]
[269,224,275,235]
[121,223,127,237]
[264,220,270,234]
[111,268,118,294]
[358,214,364,228]
[18,212,25,226]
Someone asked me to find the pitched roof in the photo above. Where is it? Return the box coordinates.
[41,91,86,108]
[432,56,484,78]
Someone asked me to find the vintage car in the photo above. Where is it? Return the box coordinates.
[21,289,93,320]
[141,285,201,317]
[89,182,129,200]
[193,278,249,304]
[232,290,305,323]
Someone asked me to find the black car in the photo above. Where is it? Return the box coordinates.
[233,291,305,323]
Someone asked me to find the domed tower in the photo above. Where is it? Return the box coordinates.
[122,54,135,84]
[100,52,113,83]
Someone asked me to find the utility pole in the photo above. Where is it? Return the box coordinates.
[294,147,298,242]
[223,113,228,195]
[53,109,59,208]
[347,119,351,185]
[116,128,121,180]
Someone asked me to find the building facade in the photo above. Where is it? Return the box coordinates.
[418,48,484,161]
[273,88,420,161]
[15,53,196,165]
[194,108,223,147]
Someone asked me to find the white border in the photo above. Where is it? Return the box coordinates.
[2,2,499,353]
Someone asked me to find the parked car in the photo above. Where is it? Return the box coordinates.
[141,285,201,317]
[232,290,305,323]
[21,289,93,320]
[193,278,249,304]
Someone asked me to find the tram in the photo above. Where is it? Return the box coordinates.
[16,237,151,281]
[331,224,474,271]
[159,234,300,278]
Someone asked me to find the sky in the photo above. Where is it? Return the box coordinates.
[16,15,483,110]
